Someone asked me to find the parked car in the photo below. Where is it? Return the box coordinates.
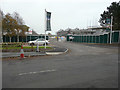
[28,38,50,45]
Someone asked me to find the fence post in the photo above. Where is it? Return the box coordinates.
[107,33,109,44]
[118,31,120,43]
[95,36,96,43]
[92,35,93,43]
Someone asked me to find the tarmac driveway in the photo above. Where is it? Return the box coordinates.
[2,39,118,88]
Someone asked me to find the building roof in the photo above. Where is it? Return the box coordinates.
[27,30,39,36]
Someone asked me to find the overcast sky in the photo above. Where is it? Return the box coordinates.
[0,0,119,34]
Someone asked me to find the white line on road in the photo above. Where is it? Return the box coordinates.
[18,69,56,76]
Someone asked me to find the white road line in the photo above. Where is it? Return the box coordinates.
[18,69,56,76]
[106,53,112,54]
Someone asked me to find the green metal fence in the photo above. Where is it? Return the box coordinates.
[67,31,120,44]
[3,35,49,42]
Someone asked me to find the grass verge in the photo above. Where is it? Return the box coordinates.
[1,46,52,50]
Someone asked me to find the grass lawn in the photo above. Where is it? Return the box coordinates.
[1,46,52,50]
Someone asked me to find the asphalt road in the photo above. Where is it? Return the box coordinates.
[2,39,118,88]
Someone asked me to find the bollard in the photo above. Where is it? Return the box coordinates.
[36,43,39,52]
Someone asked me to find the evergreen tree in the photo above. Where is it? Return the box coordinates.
[99,1,120,30]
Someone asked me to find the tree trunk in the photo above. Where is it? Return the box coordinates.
[5,36,6,42]
[9,36,11,43]
[17,35,19,42]
[26,36,27,43]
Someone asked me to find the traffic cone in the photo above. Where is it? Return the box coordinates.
[20,45,24,58]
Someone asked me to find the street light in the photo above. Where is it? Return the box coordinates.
[110,15,113,44]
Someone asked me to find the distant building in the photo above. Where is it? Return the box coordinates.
[57,27,110,36]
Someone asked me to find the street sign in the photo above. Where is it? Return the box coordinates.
[106,18,111,24]
[106,18,111,31]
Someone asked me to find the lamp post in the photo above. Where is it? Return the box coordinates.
[110,16,113,44]
[0,12,2,43]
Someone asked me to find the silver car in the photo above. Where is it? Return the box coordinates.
[28,38,50,45]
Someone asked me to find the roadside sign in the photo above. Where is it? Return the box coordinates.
[106,18,111,31]
[106,18,111,24]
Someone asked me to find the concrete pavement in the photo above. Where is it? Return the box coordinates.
[2,39,118,88]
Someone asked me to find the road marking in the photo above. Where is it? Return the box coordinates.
[18,69,56,76]
[106,53,112,54]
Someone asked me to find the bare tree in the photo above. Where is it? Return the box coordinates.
[12,12,25,42]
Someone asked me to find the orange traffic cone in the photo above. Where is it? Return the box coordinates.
[20,45,24,58]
